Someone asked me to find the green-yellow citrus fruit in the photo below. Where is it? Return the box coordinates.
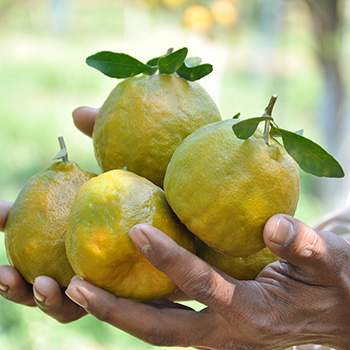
[92,73,221,188]
[65,169,195,301]
[5,161,95,287]
[164,119,300,257]
[197,239,278,280]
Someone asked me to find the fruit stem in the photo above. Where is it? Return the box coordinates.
[53,136,68,162]
[59,136,68,162]
[263,94,278,145]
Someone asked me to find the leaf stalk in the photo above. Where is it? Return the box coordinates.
[263,94,278,145]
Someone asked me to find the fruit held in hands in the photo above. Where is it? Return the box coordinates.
[93,74,221,188]
[197,239,278,280]
[4,138,95,287]
[164,118,300,257]
[87,48,221,188]
[65,169,195,301]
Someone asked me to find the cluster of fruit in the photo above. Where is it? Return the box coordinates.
[4,48,341,301]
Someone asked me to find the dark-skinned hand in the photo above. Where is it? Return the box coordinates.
[1,107,350,350]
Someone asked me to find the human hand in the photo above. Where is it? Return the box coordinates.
[72,106,99,137]
[0,107,99,322]
[65,215,350,349]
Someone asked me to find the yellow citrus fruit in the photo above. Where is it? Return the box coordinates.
[65,169,196,301]
[93,73,221,188]
[183,5,213,32]
[4,160,95,287]
[197,239,278,280]
[164,119,300,257]
[211,0,238,26]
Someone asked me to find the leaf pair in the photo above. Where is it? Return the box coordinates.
[232,98,345,178]
[86,47,212,81]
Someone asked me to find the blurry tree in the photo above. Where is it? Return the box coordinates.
[301,0,350,207]
[302,0,346,155]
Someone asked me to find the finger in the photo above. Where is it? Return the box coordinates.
[128,224,240,311]
[0,200,12,232]
[33,276,86,323]
[168,289,192,302]
[263,214,350,284]
[66,276,220,348]
[72,106,99,137]
[0,265,35,306]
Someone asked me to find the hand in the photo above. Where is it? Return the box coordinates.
[0,107,99,323]
[72,106,99,137]
[65,215,350,349]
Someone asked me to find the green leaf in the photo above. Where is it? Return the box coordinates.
[279,128,344,178]
[147,48,174,67]
[176,62,213,81]
[158,47,188,74]
[269,124,281,138]
[185,56,202,67]
[232,116,273,139]
[86,51,155,78]
[232,112,241,119]
[270,125,304,138]
[146,56,160,66]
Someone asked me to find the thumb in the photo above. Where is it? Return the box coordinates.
[263,214,349,282]
[72,106,99,138]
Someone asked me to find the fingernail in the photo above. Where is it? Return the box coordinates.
[129,225,152,253]
[269,216,295,246]
[33,287,46,305]
[0,282,8,293]
[65,287,88,309]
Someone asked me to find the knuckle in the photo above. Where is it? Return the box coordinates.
[180,269,218,303]
[296,228,322,259]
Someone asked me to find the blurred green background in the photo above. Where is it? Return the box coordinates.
[0,0,349,349]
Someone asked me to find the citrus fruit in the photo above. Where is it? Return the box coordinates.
[65,169,196,301]
[197,239,278,280]
[4,153,95,287]
[183,5,213,32]
[164,118,300,257]
[92,72,221,188]
[211,0,238,27]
